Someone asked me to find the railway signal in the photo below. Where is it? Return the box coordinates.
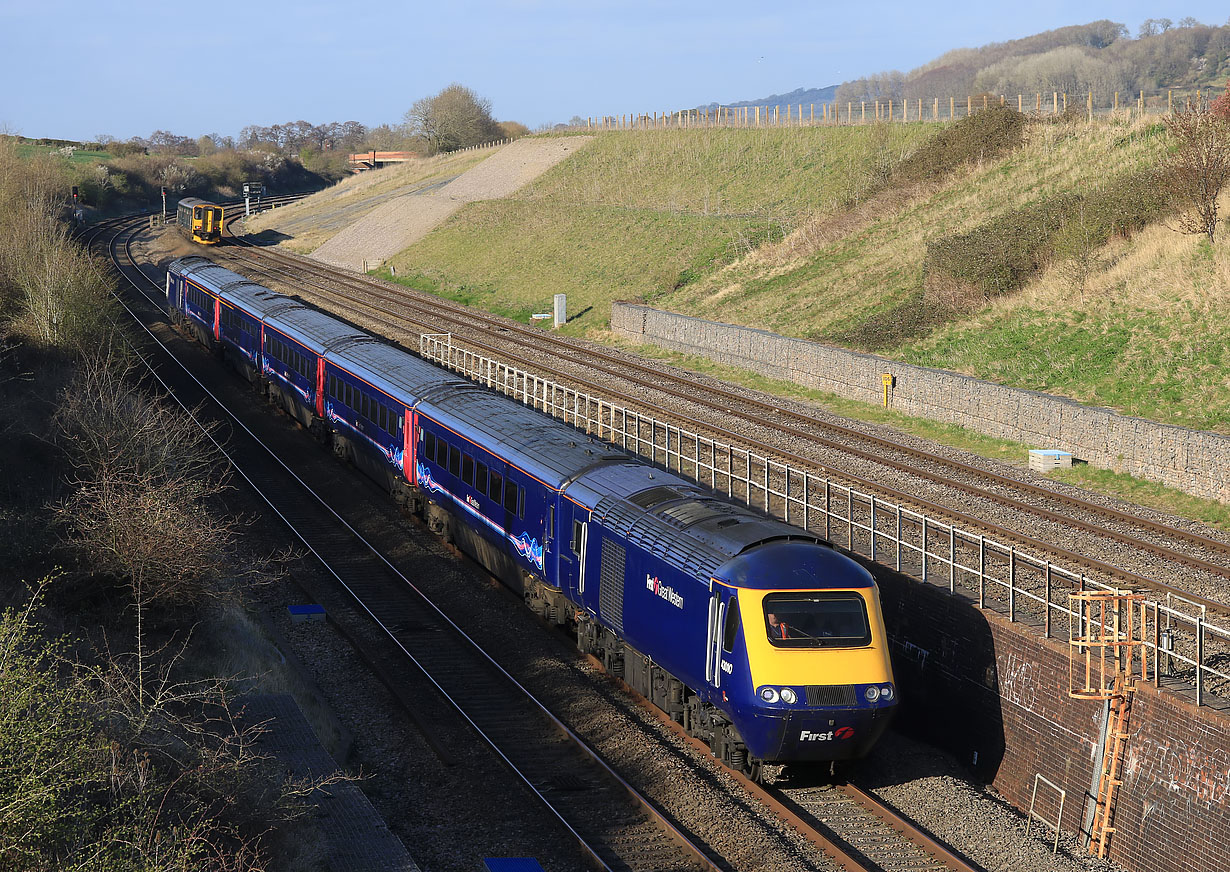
[243,181,266,216]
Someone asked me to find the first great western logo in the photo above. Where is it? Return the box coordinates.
[646,574,684,609]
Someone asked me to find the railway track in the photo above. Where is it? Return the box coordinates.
[92,214,1000,872]
[211,232,1230,620]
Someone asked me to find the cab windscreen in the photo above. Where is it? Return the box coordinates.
[762,592,871,648]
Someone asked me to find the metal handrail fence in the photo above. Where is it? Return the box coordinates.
[420,333,1230,708]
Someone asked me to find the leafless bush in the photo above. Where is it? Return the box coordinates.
[1157,98,1230,244]
[56,353,235,703]
[0,142,118,347]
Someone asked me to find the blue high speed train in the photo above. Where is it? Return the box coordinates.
[166,255,898,774]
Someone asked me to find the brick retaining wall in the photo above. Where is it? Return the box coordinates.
[876,567,1230,872]
[611,303,1230,503]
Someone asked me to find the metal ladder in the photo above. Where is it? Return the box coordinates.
[1068,590,1148,860]
[1088,672,1135,858]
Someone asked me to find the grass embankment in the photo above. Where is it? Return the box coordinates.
[378,126,936,330]
[245,149,494,253]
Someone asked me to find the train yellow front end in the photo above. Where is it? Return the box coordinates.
[176,197,224,245]
[715,540,898,763]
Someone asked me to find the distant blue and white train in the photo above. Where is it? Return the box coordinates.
[166,255,898,774]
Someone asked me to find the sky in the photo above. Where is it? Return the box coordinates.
[1,1,1227,142]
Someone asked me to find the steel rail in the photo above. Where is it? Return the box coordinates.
[585,652,981,872]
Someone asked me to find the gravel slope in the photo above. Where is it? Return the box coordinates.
[310,137,592,271]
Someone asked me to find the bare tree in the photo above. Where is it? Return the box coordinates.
[56,355,235,706]
[1158,99,1230,244]
[404,83,501,155]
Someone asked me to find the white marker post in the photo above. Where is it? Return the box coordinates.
[553,294,566,329]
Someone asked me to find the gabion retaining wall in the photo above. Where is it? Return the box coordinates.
[611,303,1230,503]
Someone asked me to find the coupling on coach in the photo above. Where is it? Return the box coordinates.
[165,255,898,774]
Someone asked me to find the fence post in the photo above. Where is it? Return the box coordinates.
[1168,90,1172,113]
[978,535,986,608]
[967,94,972,116]
[1018,93,1023,113]
[1196,616,1204,706]
[1037,93,1042,113]
[1053,92,1058,114]
[1044,562,1052,638]
[1087,91,1093,121]
[949,526,955,593]
[950,96,954,119]
[1008,550,1016,622]
[862,101,866,123]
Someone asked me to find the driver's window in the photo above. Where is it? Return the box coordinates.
[722,600,739,652]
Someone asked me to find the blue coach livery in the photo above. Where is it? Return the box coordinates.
[166,255,897,776]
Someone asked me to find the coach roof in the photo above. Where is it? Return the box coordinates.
[418,381,622,490]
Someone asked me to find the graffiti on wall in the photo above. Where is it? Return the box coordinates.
[1126,736,1230,810]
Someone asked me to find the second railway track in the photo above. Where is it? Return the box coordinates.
[212,228,1230,618]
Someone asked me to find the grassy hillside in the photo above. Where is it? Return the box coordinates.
[381,125,935,327]
[379,114,1230,440]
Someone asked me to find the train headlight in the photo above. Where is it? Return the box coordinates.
[780,687,798,704]
[864,686,880,702]
[759,687,780,703]
[880,685,895,702]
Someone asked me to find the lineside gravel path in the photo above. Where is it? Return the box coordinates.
[308,137,592,271]
[207,239,1230,620]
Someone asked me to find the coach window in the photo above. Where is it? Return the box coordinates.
[461,454,474,487]
[424,430,436,461]
[489,470,503,503]
[448,444,461,477]
[475,462,488,495]
[436,436,448,465]
[503,479,518,514]
[571,520,583,554]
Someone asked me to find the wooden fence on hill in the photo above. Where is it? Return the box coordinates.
[586,88,1224,130]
